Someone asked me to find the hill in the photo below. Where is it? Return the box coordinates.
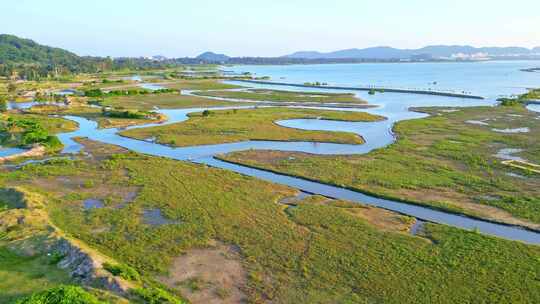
[286,45,538,60]
[196,51,230,62]
[0,34,106,76]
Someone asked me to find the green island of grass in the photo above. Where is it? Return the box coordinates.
[193,88,367,104]
[101,92,246,111]
[120,107,383,147]
[161,79,241,91]
[220,104,540,228]
[1,140,538,303]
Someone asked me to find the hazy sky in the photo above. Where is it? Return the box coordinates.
[2,0,539,57]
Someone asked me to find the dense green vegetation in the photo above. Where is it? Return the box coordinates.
[193,89,366,104]
[84,88,176,98]
[498,88,540,106]
[2,142,538,303]
[103,262,141,282]
[120,107,382,147]
[131,287,185,304]
[0,115,77,150]
[222,105,540,227]
[14,286,103,304]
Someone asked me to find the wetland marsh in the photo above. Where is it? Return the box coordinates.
[2,62,540,303]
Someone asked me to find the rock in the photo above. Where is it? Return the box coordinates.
[54,238,132,294]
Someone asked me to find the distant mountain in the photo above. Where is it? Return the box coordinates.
[286,45,539,60]
[288,47,411,60]
[196,51,230,62]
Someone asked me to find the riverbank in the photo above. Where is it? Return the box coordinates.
[0,145,45,163]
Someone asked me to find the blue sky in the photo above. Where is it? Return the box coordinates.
[2,0,539,57]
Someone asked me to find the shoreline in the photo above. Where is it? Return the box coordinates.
[0,145,46,163]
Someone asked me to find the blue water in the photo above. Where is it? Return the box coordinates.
[229,61,540,99]
[139,83,165,91]
[0,147,26,158]
[528,104,540,113]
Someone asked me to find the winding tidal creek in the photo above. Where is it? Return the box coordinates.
[47,84,540,245]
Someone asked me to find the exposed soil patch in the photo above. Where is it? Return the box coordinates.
[337,203,415,233]
[158,242,248,304]
[75,137,129,161]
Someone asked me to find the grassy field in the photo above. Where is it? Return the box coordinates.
[0,247,72,303]
[1,140,538,303]
[120,107,382,147]
[221,105,540,228]
[193,89,367,104]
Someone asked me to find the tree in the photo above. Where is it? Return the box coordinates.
[202,110,211,117]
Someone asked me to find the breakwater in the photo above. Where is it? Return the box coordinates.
[236,80,485,100]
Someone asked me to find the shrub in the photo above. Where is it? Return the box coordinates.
[103,110,147,119]
[103,262,140,281]
[84,89,103,97]
[497,97,522,107]
[15,285,103,304]
[131,287,184,304]
[48,252,66,265]
[202,110,211,117]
